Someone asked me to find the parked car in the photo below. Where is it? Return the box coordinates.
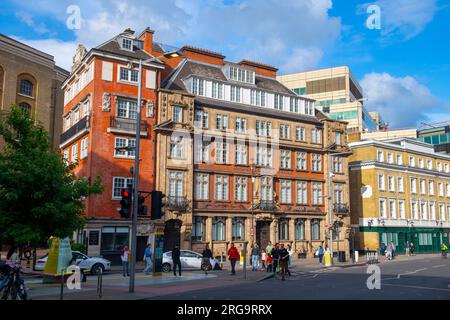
[162,250,221,273]
[34,251,111,274]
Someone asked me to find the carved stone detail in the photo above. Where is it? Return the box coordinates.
[102,93,111,112]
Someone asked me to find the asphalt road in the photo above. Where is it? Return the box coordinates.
[151,256,450,300]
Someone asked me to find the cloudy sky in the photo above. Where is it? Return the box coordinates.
[1,0,449,128]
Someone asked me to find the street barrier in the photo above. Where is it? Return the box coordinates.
[366,251,379,264]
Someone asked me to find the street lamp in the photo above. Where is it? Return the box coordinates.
[128,49,182,293]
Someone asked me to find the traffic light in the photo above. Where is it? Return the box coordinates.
[151,191,165,220]
[119,187,132,218]
[138,195,147,216]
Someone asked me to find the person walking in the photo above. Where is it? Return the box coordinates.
[405,241,410,257]
[287,244,293,267]
[143,243,152,275]
[271,243,280,277]
[251,243,260,271]
[228,243,240,275]
[391,242,396,259]
[266,241,273,257]
[279,244,290,281]
[317,245,325,264]
[121,245,130,277]
[202,244,213,274]
[261,249,267,271]
[172,244,182,276]
[266,251,272,272]
[410,242,415,255]
[385,243,393,260]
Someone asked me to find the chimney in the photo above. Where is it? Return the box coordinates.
[139,27,155,54]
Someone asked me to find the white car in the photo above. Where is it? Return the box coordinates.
[162,250,221,273]
[34,251,111,274]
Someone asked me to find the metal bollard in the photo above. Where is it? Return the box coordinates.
[243,242,248,280]
[97,268,103,299]
[60,268,65,300]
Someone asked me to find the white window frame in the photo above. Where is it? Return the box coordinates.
[81,137,89,159]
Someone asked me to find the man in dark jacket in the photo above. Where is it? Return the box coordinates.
[202,244,213,274]
[271,243,280,276]
[172,244,182,276]
[278,244,290,280]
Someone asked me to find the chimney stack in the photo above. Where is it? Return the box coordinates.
[139,27,155,54]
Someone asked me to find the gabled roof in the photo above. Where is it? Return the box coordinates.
[95,39,154,61]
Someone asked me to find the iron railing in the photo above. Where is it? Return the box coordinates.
[166,196,189,211]
[60,116,89,144]
[259,200,278,211]
[333,203,350,214]
[109,116,149,133]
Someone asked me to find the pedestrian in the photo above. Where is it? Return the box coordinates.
[266,241,273,257]
[279,244,290,281]
[410,242,415,255]
[261,249,267,271]
[380,242,386,256]
[251,243,260,271]
[227,243,240,275]
[6,246,20,266]
[317,245,324,264]
[271,243,280,276]
[287,244,293,267]
[202,244,213,274]
[391,242,396,259]
[172,244,182,276]
[385,243,393,260]
[266,252,272,272]
[143,243,152,275]
[441,243,448,259]
[405,241,410,257]
[121,245,130,277]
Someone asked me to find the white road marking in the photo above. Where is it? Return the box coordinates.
[432,265,446,269]
[397,268,427,279]
[383,283,450,292]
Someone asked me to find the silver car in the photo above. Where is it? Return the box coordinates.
[34,251,111,274]
[162,250,220,273]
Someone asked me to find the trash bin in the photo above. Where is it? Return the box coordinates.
[338,251,346,262]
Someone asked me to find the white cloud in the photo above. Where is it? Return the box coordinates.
[360,72,450,128]
[15,12,50,34]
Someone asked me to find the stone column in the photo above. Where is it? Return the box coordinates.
[289,218,296,254]
[271,218,279,244]
[205,216,212,245]
[305,219,312,256]
[226,216,233,244]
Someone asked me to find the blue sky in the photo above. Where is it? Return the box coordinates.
[1,0,449,128]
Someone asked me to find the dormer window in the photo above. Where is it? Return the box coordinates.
[120,37,133,51]
[227,65,255,85]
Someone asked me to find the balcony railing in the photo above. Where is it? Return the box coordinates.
[259,200,278,211]
[165,196,190,211]
[60,116,89,144]
[109,116,149,135]
[333,203,350,215]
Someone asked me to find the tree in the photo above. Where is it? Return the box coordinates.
[0,106,103,246]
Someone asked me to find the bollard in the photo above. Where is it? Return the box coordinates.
[355,251,359,263]
[243,242,248,279]
[60,268,65,300]
[97,268,103,299]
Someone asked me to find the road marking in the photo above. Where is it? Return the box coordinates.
[312,274,318,278]
[397,268,427,279]
[383,283,450,292]
[432,265,446,269]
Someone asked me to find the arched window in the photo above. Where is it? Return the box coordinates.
[232,217,245,241]
[212,217,226,241]
[295,219,305,240]
[311,219,321,241]
[19,102,32,112]
[19,79,33,97]
[278,219,289,241]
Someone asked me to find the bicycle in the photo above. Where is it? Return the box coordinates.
[0,261,28,300]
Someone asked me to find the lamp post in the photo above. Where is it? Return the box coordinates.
[250,163,256,246]
[128,50,182,293]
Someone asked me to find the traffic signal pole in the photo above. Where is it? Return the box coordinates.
[129,59,143,293]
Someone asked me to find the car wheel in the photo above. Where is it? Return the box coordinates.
[91,263,104,275]
[162,263,171,273]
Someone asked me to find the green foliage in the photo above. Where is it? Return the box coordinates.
[0,106,104,246]
[70,242,87,254]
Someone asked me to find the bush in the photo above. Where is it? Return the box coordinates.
[71,242,86,254]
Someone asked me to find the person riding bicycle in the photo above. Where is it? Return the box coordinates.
[441,243,448,258]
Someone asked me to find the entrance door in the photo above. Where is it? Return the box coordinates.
[256,221,270,250]
[136,236,148,261]
[164,220,181,252]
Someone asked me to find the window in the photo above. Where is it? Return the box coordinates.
[215,175,229,201]
[169,171,183,198]
[19,102,32,112]
[256,120,272,136]
[420,201,428,220]
[333,157,343,173]
[194,140,210,163]
[439,183,444,197]
[117,99,137,119]
[418,158,424,168]
[71,144,78,163]
[430,202,436,220]
[192,217,205,241]
[232,218,245,241]
[311,128,322,144]
[194,174,209,200]
[420,179,426,195]
[235,117,247,133]
[387,153,394,164]
[311,154,322,172]
[296,152,307,171]
[119,67,138,83]
[280,180,292,204]
[278,219,289,240]
[216,114,228,130]
[82,99,90,117]
[215,142,229,164]
[446,163,449,173]
[63,150,69,163]
[192,78,205,96]
[427,160,433,170]
[212,217,226,241]
[100,227,129,252]
[447,184,450,197]
[260,177,273,200]
[19,79,33,97]
[235,142,247,165]
[73,108,80,124]
[169,136,184,159]
[378,174,386,191]
[396,177,404,193]
[409,156,415,167]
[64,116,71,131]
[438,162,443,172]
[335,131,342,145]
[389,199,396,218]
[396,155,403,165]
[230,85,241,102]
[112,177,133,199]
[428,181,435,196]
[295,220,305,240]
[379,199,387,218]
[440,204,446,221]
[388,176,395,192]
[398,200,406,219]
[114,137,135,158]
[312,183,323,205]
[81,137,89,159]
[256,145,272,167]
[173,106,183,123]
[410,178,417,194]
[296,181,308,205]
[212,81,223,99]
[234,176,248,202]
[194,110,209,129]
[280,125,290,139]
[295,127,306,141]
[311,220,320,241]
[122,38,132,50]
[377,151,384,162]
[274,94,284,110]
[411,201,419,220]
[333,183,344,205]
[250,89,265,107]
[280,150,291,169]
[418,233,432,246]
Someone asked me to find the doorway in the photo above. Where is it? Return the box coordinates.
[164,220,181,252]
[256,221,271,249]
[136,236,149,262]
